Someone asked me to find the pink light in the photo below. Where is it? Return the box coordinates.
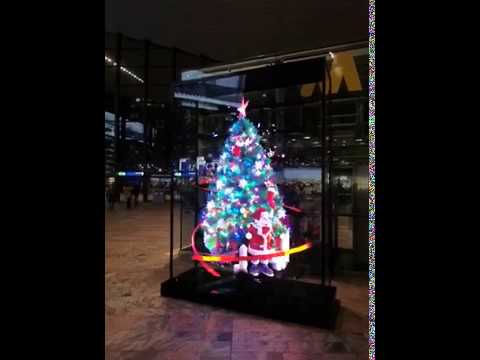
[283,204,303,213]
[237,98,249,118]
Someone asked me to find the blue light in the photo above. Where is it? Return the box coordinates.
[118,171,144,177]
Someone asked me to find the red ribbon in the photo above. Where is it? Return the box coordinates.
[191,223,221,277]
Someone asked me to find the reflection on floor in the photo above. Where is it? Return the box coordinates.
[106,202,368,360]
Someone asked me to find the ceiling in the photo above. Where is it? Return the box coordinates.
[106,0,369,62]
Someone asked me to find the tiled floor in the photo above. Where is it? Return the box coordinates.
[106,202,368,360]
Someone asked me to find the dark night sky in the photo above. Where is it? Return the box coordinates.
[106,0,368,62]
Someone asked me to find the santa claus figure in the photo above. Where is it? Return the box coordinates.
[232,207,288,277]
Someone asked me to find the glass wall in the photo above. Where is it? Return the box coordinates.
[171,41,368,280]
[105,32,217,203]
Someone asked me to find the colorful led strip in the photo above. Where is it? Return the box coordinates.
[105,54,144,83]
[191,184,304,213]
[192,242,312,263]
[191,222,312,276]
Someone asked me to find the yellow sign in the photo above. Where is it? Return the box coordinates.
[300,51,362,97]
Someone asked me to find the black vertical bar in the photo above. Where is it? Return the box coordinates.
[352,167,358,269]
[326,60,334,286]
[172,47,177,83]
[143,39,151,203]
[320,64,327,287]
[169,46,178,278]
[114,33,122,174]
[169,168,175,279]
[194,101,200,228]
[179,194,183,251]
[178,65,185,251]
[120,36,126,146]
[171,46,184,255]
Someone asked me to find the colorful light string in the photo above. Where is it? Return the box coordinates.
[369,0,376,359]
[193,183,304,215]
[191,221,312,276]
[200,100,292,259]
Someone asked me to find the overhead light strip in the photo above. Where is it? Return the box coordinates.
[174,92,241,108]
[105,55,144,83]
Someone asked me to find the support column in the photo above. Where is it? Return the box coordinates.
[326,59,334,286]
[143,39,151,202]
[320,65,327,287]
[114,33,123,200]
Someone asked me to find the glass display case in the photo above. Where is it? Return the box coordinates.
[161,41,369,328]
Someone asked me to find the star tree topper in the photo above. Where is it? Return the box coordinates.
[237,98,249,118]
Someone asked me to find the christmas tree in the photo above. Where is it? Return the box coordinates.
[201,99,290,277]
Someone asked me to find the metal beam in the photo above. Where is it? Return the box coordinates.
[181,41,368,81]
[143,39,151,202]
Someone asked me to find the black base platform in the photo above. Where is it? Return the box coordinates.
[161,267,340,329]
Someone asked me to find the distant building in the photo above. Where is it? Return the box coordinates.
[105,32,218,189]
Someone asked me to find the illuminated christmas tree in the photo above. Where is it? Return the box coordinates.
[201,99,290,277]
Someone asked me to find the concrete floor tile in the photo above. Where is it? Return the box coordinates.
[231,351,285,360]
[322,354,357,360]
[106,204,368,360]
[283,352,324,360]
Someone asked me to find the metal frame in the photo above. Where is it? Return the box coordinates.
[162,40,368,285]
[106,32,216,277]
[106,32,218,182]
[180,40,368,81]
[168,76,332,286]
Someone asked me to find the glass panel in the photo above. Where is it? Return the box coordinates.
[176,52,206,70]
[121,49,145,67]
[148,85,170,102]
[149,46,173,66]
[173,88,325,281]
[177,178,196,250]
[337,216,353,249]
[105,34,115,49]
[122,35,144,50]
[353,162,369,269]
[333,168,353,214]
[119,66,145,85]
[149,68,173,84]
[171,44,369,282]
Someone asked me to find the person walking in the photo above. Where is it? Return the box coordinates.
[106,185,115,210]
[133,184,140,207]
[126,185,132,210]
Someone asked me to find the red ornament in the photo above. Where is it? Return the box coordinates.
[233,146,241,157]
[267,191,275,208]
